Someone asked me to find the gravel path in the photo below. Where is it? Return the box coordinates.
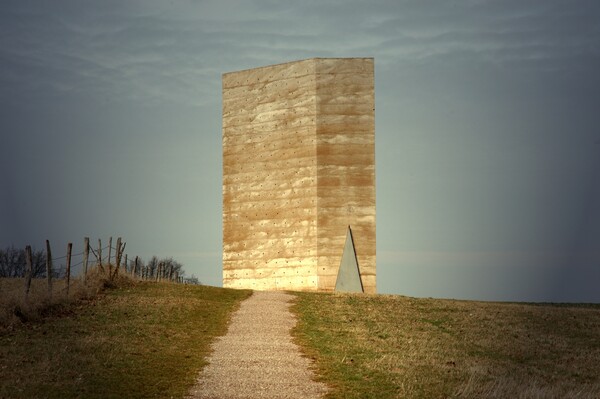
[187,291,328,399]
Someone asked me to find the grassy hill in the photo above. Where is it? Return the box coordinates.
[2,279,599,398]
[292,292,600,398]
[0,278,250,398]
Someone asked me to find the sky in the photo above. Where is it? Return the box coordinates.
[1,0,599,302]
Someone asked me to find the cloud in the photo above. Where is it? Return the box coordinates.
[4,0,597,109]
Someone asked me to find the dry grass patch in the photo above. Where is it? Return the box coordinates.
[0,268,133,328]
[0,279,250,398]
[292,293,600,399]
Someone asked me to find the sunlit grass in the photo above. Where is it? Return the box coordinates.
[292,292,600,398]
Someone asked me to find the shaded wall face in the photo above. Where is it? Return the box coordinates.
[222,58,375,292]
[315,59,376,293]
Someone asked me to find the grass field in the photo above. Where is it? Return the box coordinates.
[0,278,250,398]
[292,292,600,399]
[3,278,600,399]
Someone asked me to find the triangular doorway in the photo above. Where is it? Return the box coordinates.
[335,226,364,293]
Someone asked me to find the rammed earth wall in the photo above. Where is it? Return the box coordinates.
[222,58,375,293]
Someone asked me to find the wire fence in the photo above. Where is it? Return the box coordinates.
[11,237,189,302]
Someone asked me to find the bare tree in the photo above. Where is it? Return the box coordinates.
[147,256,159,278]
[31,249,46,277]
[159,257,183,279]
[0,246,24,277]
[0,246,46,278]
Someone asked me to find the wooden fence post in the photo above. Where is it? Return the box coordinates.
[108,237,113,279]
[98,239,103,273]
[46,240,53,297]
[116,239,125,276]
[115,237,122,273]
[66,243,72,296]
[123,254,128,274]
[83,237,89,282]
[134,256,138,278]
[24,245,33,300]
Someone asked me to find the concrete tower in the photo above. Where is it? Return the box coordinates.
[222,58,375,293]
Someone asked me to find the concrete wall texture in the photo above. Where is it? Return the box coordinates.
[222,58,376,293]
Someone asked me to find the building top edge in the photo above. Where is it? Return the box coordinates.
[222,57,374,77]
